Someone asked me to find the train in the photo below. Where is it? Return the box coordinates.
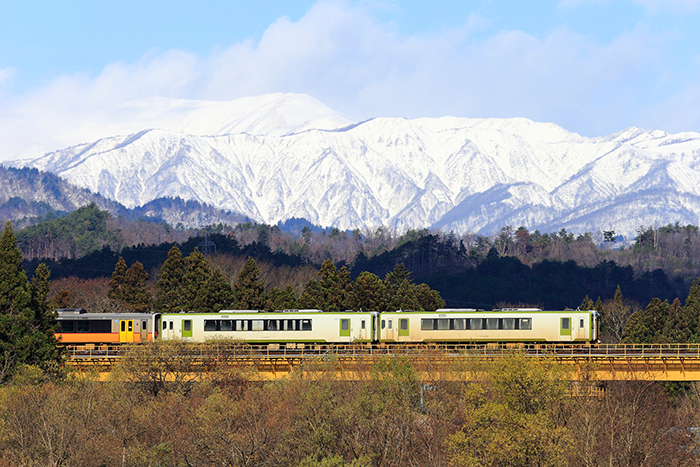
[55,308,599,345]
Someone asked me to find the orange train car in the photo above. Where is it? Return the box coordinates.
[55,309,159,344]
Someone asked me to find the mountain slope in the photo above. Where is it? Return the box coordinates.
[10,93,700,238]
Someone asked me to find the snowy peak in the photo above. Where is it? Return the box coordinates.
[9,93,700,239]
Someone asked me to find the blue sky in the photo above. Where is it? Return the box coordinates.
[1,0,700,160]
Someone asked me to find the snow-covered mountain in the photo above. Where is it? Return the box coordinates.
[10,93,700,239]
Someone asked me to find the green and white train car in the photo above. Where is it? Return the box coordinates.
[158,310,377,344]
[378,308,599,343]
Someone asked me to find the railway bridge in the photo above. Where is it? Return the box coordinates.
[64,342,700,382]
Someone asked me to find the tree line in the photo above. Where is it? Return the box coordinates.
[96,247,445,315]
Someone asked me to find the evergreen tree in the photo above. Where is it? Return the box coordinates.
[197,268,236,312]
[107,257,128,307]
[155,245,185,313]
[622,298,669,344]
[234,257,267,310]
[682,277,700,342]
[318,259,345,311]
[348,272,388,311]
[384,263,412,298]
[663,298,688,343]
[414,283,446,311]
[579,295,595,310]
[181,248,210,311]
[299,279,325,309]
[268,285,299,311]
[123,261,151,313]
[394,279,421,311]
[0,222,61,381]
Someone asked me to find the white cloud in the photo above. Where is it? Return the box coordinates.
[0,0,694,161]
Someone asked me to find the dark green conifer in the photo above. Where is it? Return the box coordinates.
[268,285,298,311]
[579,295,595,310]
[198,268,235,312]
[234,257,267,310]
[394,279,421,311]
[348,271,388,311]
[107,257,128,306]
[123,261,151,313]
[181,248,210,311]
[299,279,325,309]
[414,283,446,311]
[682,277,700,342]
[0,222,61,381]
[155,245,185,313]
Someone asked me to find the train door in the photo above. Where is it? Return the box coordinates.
[119,320,134,343]
[398,318,409,341]
[386,318,394,340]
[360,318,366,341]
[140,319,148,341]
[182,319,193,339]
[339,318,351,342]
[560,317,572,342]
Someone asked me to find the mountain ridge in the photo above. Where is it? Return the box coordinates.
[7,93,700,239]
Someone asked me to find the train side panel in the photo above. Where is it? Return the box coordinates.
[159,311,377,344]
[55,311,158,344]
[378,310,597,343]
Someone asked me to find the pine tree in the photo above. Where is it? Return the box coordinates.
[622,298,669,344]
[579,295,595,310]
[0,222,61,381]
[197,268,235,312]
[663,298,688,343]
[318,259,345,311]
[107,257,128,307]
[394,279,421,311]
[155,245,185,313]
[234,257,267,310]
[123,261,151,313]
[299,279,325,309]
[682,277,700,342]
[415,283,446,311]
[268,285,299,311]
[181,248,210,311]
[348,272,388,311]
[384,263,412,298]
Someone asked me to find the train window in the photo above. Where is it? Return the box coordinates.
[421,319,434,330]
[169,321,173,330]
[341,319,349,331]
[388,320,393,329]
[183,320,191,332]
[252,320,264,331]
[520,318,532,330]
[121,321,126,332]
[77,321,90,332]
[142,320,147,330]
[163,321,167,330]
[302,320,312,331]
[503,318,515,330]
[562,318,570,330]
[91,320,111,333]
[400,319,408,331]
[128,321,133,332]
[220,320,233,331]
[580,318,585,328]
[381,320,386,330]
[361,320,366,330]
[486,318,499,330]
[437,319,449,330]
[204,320,217,331]
[453,319,466,330]
[61,320,75,332]
[269,320,278,331]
